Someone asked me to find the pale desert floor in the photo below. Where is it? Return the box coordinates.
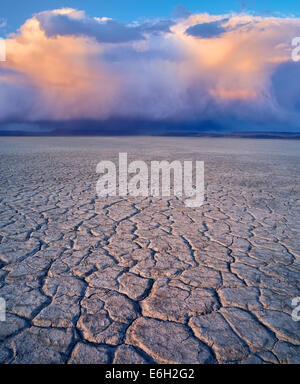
[0,136,299,364]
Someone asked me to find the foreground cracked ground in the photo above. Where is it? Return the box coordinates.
[0,137,299,364]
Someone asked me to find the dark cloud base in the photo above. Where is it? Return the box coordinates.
[2,10,300,134]
[1,119,299,139]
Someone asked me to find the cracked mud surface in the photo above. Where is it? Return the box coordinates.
[0,137,299,364]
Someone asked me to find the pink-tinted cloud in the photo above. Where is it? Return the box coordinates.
[1,9,300,131]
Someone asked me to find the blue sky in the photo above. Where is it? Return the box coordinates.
[1,0,300,34]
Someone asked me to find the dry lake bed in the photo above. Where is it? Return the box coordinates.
[0,136,299,364]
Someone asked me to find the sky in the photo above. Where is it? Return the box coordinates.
[1,1,300,33]
[1,1,300,134]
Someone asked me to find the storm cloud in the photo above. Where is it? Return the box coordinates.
[1,8,300,133]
